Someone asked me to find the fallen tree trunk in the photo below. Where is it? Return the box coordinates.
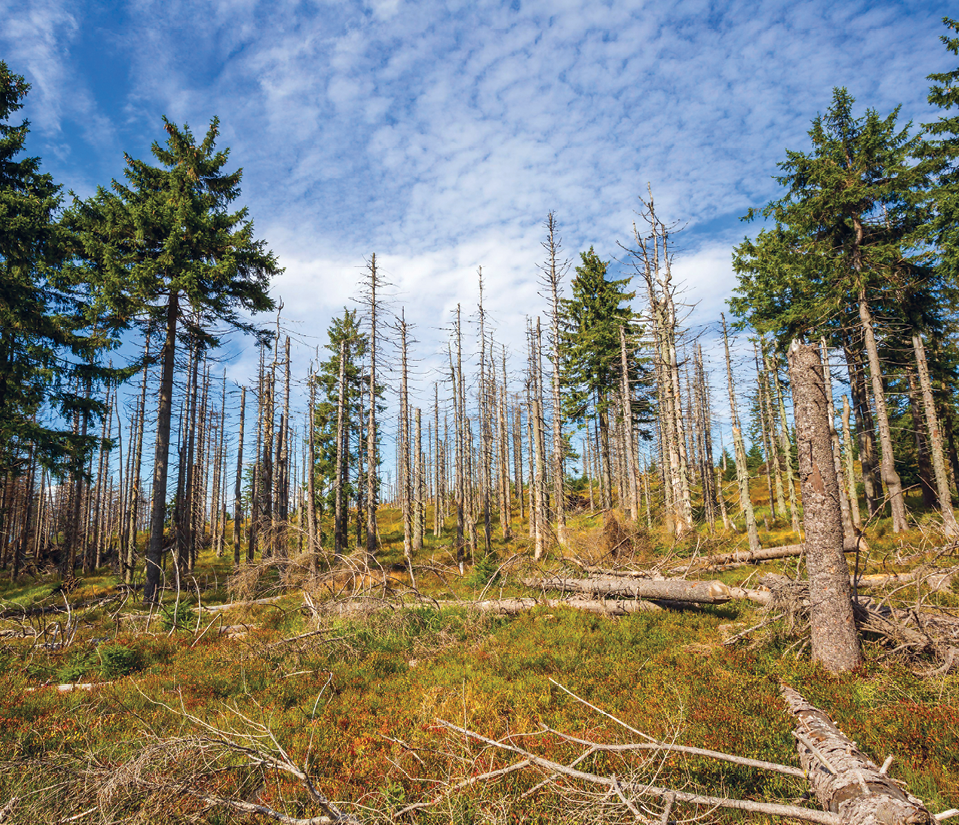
[308,597,664,619]
[524,576,733,604]
[855,570,955,591]
[673,539,868,573]
[781,684,935,825]
[467,598,662,615]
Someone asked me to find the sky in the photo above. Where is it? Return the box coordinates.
[2,0,956,456]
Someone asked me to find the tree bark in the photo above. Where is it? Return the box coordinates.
[788,340,861,673]
[781,684,933,825]
[527,575,735,604]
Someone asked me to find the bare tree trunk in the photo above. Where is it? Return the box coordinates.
[452,315,465,568]
[434,383,442,538]
[307,369,319,569]
[233,385,246,566]
[399,310,413,571]
[754,343,776,519]
[144,293,179,604]
[541,214,567,546]
[819,339,855,541]
[414,407,424,555]
[905,366,937,508]
[913,333,959,536]
[843,338,882,517]
[365,255,379,562]
[841,395,862,530]
[497,370,511,541]
[859,296,908,532]
[770,354,801,534]
[514,406,524,522]
[722,315,760,553]
[788,340,861,673]
[620,326,639,521]
[332,341,347,558]
[276,335,292,555]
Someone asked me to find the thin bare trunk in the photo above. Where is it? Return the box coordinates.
[913,333,959,535]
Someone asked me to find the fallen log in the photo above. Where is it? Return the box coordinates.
[308,597,663,619]
[467,598,662,615]
[524,576,733,604]
[781,684,935,825]
[672,539,868,573]
[854,570,955,592]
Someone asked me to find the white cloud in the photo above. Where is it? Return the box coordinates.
[3,0,954,415]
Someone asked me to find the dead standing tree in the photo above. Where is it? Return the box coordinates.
[540,213,568,548]
[627,193,693,535]
[723,314,761,553]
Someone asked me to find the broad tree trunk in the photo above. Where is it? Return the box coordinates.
[788,340,861,673]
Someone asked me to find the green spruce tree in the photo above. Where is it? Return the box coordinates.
[73,118,280,602]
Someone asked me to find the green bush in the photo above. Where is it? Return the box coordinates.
[97,644,139,679]
[160,600,196,631]
[467,554,500,589]
[55,650,97,683]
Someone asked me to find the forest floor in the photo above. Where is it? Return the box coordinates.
[1,497,958,824]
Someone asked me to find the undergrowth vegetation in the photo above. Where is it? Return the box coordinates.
[0,498,957,823]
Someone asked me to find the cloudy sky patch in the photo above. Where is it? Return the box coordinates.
[1,0,954,423]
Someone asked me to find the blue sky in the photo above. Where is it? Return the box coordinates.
[2,0,956,452]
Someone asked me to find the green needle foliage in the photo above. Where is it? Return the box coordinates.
[68,117,282,603]
[922,17,959,286]
[731,87,932,347]
[0,62,122,479]
[560,247,647,436]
